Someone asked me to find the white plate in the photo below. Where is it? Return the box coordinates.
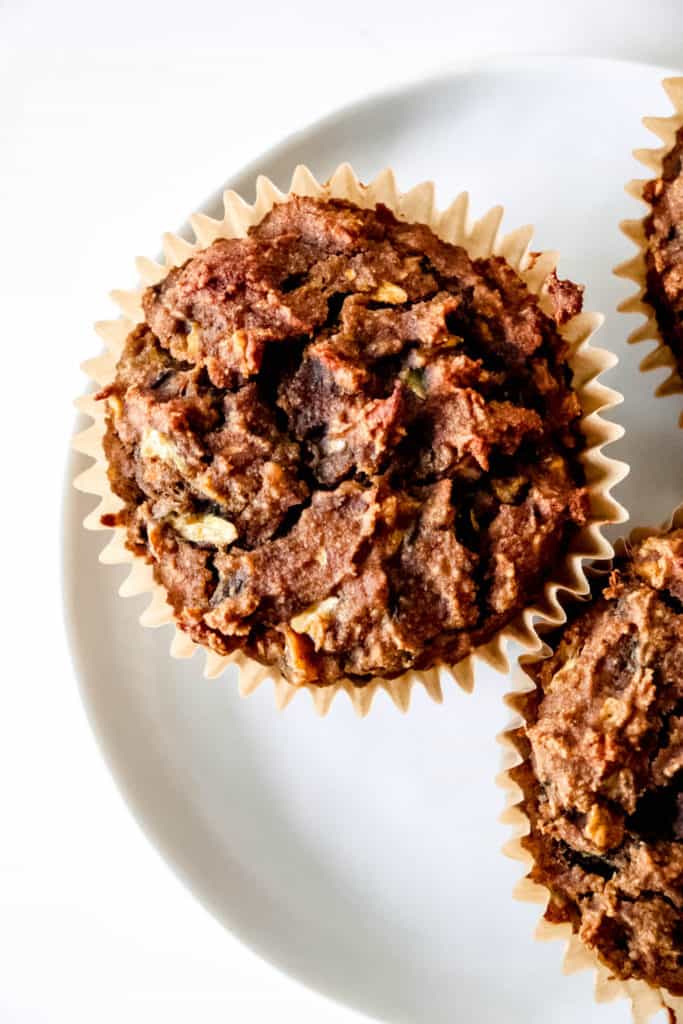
[64,56,683,1024]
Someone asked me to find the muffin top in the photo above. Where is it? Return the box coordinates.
[643,125,683,376]
[516,529,683,994]
[100,195,588,686]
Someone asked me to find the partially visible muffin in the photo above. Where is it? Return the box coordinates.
[99,195,589,687]
[514,529,683,994]
[643,125,683,376]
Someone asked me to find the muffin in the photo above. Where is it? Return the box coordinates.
[95,192,592,689]
[618,76,683,399]
[643,125,683,377]
[75,165,623,710]
[511,527,683,996]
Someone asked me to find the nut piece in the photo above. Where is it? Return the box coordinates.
[584,802,624,851]
[170,512,237,547]
[290,597,340,650]
[193,471,227,504]
[281,626,318,685]
[187,322,202,361]
[403,368,426,399]
[231,329,248,357]
[140,428,188,473]
[491,475,527,504]
[371,282,408,304]
[320,437,347,455]
[600,696,628,729]
[107,395,124,421]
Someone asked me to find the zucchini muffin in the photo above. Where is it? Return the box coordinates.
[99,195,589,687]
[643,125,683,376]
[513,529,683,994]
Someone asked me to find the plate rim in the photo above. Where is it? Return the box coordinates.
[194,52,678,215]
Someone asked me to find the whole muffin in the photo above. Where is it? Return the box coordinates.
[514,528,683,994]
[643,125,683,376]
[99,195,589,687]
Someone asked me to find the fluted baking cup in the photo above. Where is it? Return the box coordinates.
[73,163,626,716]
[616,76,683,415]
[500,504,683,1021]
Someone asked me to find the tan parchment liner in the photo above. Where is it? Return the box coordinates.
[616,76,683,418]
[73,163,626,716]
[500,505,683,1022]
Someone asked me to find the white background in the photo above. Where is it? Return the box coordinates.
[2,3,683,1022]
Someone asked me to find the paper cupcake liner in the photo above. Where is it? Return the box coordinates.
[615,76,683,417]
[499,504,683,1022]
[73,162,627,716]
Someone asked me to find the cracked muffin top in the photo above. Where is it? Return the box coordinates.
[514,529,683,995]
[643,125,683,377]
[99,195,589,687]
